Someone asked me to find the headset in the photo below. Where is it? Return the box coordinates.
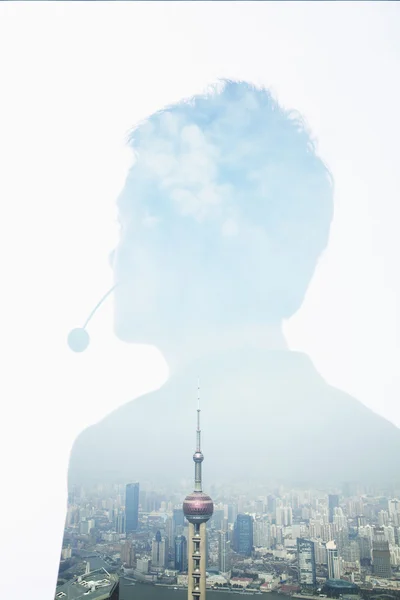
[67,284,118,352]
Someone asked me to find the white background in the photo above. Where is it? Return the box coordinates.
[0,2,399,598]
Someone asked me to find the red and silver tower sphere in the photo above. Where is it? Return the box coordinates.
[183,491,214,524]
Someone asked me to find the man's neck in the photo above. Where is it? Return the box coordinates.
[158,321,288,376]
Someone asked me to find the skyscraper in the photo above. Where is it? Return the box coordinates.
[218,530,231,575]
[125,482,140,533]
[115,511,125,534]
[121,539,135,567]
[152,530,167,567]
[297,538,316,588]
[328,495,339,524]
[254,519,270,548]
[183,385,214,600]
[174,507,186,528]
[373,527,392,579]
[234,514,253,557]
[175,535,188,572]
[326,540,341,579]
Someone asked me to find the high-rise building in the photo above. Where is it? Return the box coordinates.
[121,539,135,567]
[211,509,225,530]
[115,511,125,534]
[388,499,400,524]
[166,516,175,556]
[227,503,238,524]
[297,538,317,588]
[341,540,360,564]
[254,519,270,548]
[328,495,339,524]
[125,482,139,533]
[175,535,188,572]
[358,535,372,563]
[218,530,231,575]
[183,386,214,600]
[136,558,150,574]
[326,540,341,579]
[378,510,389,527]
[234,514,253,557]
[174,507,185,527]
[152,530,167,567]
[373,527,392,579]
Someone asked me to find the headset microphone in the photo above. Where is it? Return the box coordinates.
[67,284,118,352]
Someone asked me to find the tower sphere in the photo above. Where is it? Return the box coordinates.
[183,491,214,524]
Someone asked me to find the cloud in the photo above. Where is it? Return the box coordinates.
[124,80,333,244]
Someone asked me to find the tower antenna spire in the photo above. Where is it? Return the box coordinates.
[196,378,201,453]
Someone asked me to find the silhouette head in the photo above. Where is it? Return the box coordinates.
[112,80,333,346]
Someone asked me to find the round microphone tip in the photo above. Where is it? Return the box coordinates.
[68,328,90,352]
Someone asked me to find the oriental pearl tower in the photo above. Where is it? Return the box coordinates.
[183,382,214,600]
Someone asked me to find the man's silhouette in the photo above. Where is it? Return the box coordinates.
[69,80,400,489]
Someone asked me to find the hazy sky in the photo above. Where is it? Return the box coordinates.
[0,2,400,596]
[1,1,400,426]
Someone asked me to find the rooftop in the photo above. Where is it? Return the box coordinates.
[55,568,119,600]
[325,579,359,590]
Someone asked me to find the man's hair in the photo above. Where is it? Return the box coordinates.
[118,79,334,318]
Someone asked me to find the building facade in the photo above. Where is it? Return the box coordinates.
[152,530,167,567]
[326,540,341,579]
[218,530,232,575]
[234,514,253,557]
[175,535,188,572]
[125,482,140,533]
[373,527,392,578]
[297,538,317,588]
[329,495,339,524]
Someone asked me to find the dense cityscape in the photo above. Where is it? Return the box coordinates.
[56,478,400,600]
[55,390,400,600]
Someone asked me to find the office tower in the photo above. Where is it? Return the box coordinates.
[151,530,167,567]
[175,535,188,572]
[115,511,125,534]
[284,506,293,526]
[166,516,175,554]
[254,520,270,548]
[385,525,396,546]
[267,495,276,514]
[373,527,392,578]
[227,503,238,524]
[275,507,284,526]
[357,515,367,528]
[183,387,214,600]
[218,530,231,575]
[358,535,372,563]
[341,540,360,563]
[234,514,254,557]
[121,539,135,567]
[211,509,225,530]
[328,495,339,524]
[297,538,317,588]
[174,507,186,528]
[136,558,150,574]
[326,540,341,579]
[379,510,389,527]
[388,499,400,523]
[125,482,139,533]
